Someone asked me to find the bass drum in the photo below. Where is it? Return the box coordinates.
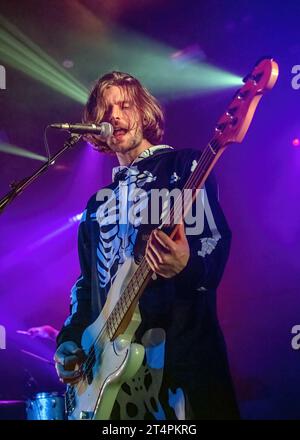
[26,392,66,420]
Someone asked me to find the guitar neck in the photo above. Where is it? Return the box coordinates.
[106,57,279,340]
[107,138,226,339]
[161,137,225,239]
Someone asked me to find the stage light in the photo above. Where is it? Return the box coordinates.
[89,26,243,98]
[0,142,47,162]
[69,212,83,223]
[171,44,206,62]
[28,222,76,251]
[0,5,243,107]
[292,138,300,147]
[0,15,88,104]
[63,2,243,99]
[27,212,83,251]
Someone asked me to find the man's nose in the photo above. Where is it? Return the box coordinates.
[110,105,121,123]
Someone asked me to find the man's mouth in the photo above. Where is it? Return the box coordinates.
[113,128,127,138]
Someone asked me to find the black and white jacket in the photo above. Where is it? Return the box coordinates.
[57,145,239,420]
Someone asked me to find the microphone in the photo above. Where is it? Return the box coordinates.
[50,122,113,139]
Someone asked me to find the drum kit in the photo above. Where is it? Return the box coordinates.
[0,393,66,420]
[0,326,66,420]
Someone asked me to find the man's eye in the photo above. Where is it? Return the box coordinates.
[122,102,130,109]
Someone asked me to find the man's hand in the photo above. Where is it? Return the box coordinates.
[54,341,86,385]
[27,325,58,341]
[145,223,190,278]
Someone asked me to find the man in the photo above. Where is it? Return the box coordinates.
[54,71,239,420]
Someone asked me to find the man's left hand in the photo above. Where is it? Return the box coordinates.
[145,223,190,278]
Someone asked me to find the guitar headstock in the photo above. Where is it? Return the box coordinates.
[215,58,279,147]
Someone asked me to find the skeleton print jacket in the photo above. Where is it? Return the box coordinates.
[57,145,239,420]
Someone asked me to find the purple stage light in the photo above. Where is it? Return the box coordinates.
[69,212,83,223]
[292,138,300,147]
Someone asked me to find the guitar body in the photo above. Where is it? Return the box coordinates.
[67,257,145,420]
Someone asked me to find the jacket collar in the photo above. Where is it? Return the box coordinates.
[112,145,173,182]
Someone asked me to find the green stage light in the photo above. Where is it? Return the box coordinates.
[0,14,88,104]
[68,9,242,100]
[0,143,47,162]
[0,5,243,106]
[91,27,243,98]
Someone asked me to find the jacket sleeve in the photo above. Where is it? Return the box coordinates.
[175,168,231,292]
[56,208,92,348]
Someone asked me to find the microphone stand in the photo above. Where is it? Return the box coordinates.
[0,133,81,214]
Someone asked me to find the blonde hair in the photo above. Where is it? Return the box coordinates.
[82,71,164,153]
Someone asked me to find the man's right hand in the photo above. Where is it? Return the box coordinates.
[54,341,86,385]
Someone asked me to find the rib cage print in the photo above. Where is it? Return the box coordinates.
[96,166,157,289]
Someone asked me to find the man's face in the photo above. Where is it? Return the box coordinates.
[102,85,146,154]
